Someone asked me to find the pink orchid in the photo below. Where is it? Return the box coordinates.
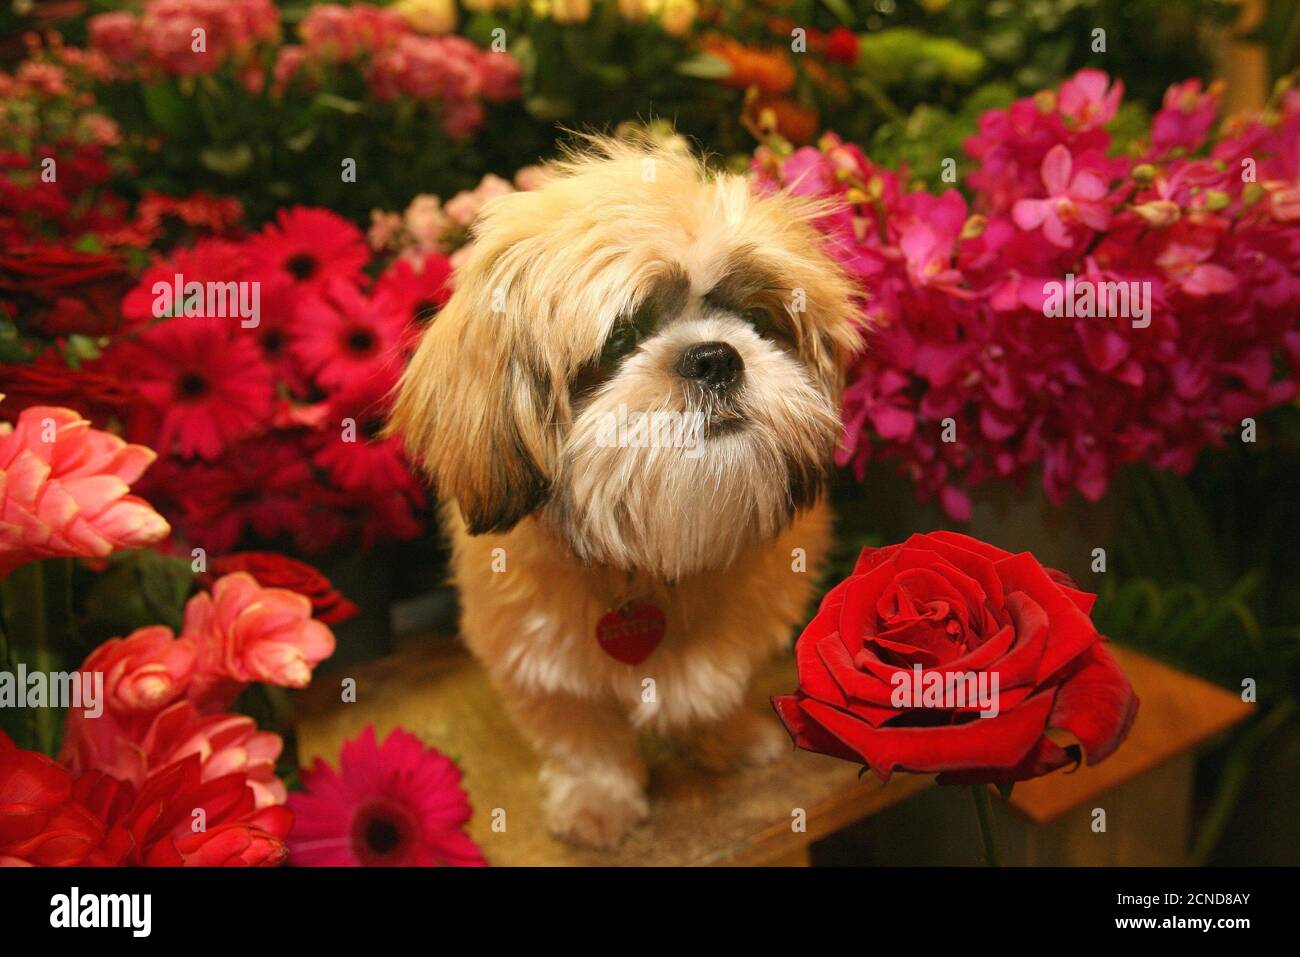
[182,571,336,709]
[762,69,1300,519]
[899,191,968,289]
[1156,237,1237,296]
[1012,145,1111,248]
[0,402,169,579]
[1151,79,1221,155]
[1058,69,1123,130]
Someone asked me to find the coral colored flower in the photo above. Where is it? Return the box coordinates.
[288,726,486,866]
[138,704,287,808]
[61,699,286,809]
[199,551,359,625]
[703,36,795,95]
[182,572,336,709]
[291,277,413,392]
[82,625,196,715]
[299,3,409,62]
[1012,144,1111,247]
[773,532,1139,784]
[0,403,169,579]
[244,207,370,291]
[104,318,275,461]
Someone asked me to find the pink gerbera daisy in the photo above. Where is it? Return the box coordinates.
[287,726,486,867]
[291,277,412,392]
[107,317,275,460]
[244,207,370,291]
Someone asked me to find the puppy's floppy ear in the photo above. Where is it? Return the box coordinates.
[389,199,556,534]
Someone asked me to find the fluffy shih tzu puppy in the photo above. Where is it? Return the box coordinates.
[391,136,860,849]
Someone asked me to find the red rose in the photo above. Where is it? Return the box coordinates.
[773,531,1138,784]
[824,26,859,65]
[0,351,138,425]
[0,243,134,337]
[197,551,359,625]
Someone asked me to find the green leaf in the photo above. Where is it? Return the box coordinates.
[283,126,318,153]
[312,93,366,116]
[199,143,255,177]
[141,82,190,136]
[674,52,733,81]
[818,0,854,26]
[524,95,575,121]
[63,335,101,366]
[71,234,104,254]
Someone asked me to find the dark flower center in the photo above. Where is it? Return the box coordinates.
[262,329,285,354]
[411,299,437,321]
[365,818,401,855]
[346,328,377,355]
[351,800,416,866]
[177,372,209,399]
[285,252,318,280]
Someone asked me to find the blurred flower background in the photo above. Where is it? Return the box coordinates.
[1,0,1298,865]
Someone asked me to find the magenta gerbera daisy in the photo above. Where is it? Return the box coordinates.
[372,253,453,325]
[291,277,412,392]
[244,207,370,291]
[310,364,421,494]
[287,725,486,867]
[107,317,275,460]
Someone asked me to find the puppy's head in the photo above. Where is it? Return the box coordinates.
[391,136,861,580]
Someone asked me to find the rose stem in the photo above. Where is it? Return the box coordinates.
[969,785,1001,867]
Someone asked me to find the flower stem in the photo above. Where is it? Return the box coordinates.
[969,784,1001,867]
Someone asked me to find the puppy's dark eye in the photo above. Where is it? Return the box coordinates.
[742,306,777,337]
[600,319,640,365]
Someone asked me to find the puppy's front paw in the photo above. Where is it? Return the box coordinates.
[692,709,789,772]
[540,765,649,851]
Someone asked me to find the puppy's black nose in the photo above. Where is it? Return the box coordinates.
[675,341,743,391]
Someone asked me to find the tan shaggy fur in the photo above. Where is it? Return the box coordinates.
[390,136,861,849]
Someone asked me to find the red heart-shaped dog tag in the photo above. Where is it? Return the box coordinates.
[596,602,666,666]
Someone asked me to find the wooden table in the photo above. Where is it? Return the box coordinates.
[294,641,1252,866]
[295,641,931,865]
